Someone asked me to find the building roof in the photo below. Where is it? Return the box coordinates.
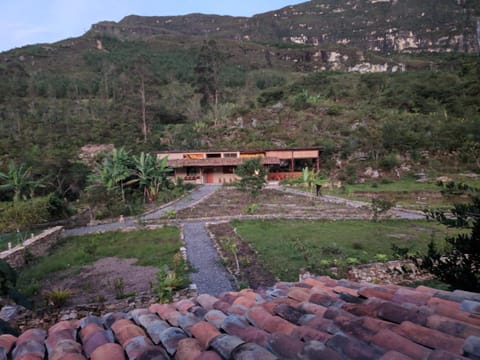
[167,157,281,168]
[156,147,323,155]
[2,276,480,359]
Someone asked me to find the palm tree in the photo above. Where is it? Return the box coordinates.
[0,162,44,202]
[132,152,171,203]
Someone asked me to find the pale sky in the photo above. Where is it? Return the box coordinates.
[0,0,307,52]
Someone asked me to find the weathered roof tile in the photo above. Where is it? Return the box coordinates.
[326,333,385,359]
[463,335,480,359]
[395,321,464,354]
[371,328,432,359]
[188,321,221,349]
[158,327,187,355]
[196,294,220,311]
[209,334,245,359]
[265,332,303,358]
[299,340,343,360]
[90,343,126,360]
[175,338,202,360]
[231,342,277,360]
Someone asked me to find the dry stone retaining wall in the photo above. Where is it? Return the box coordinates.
[0,226,63,269]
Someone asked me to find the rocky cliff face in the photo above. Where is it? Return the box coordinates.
[90,0,480,54]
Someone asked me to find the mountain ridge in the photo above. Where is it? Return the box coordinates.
[89,0,480,54]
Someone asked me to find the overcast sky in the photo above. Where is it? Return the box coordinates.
[0,0,307,52]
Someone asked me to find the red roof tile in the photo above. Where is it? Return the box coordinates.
[3,275,480,360]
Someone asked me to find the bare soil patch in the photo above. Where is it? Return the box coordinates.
[207,222,276,289]
[176,187,372,220]
[40,257,157,306]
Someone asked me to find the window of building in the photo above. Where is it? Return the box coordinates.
[223,153,238,158]
[206,153,221,158]
[222,166,235,174]
[186,167,198,176]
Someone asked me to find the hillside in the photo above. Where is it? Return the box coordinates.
[0,0,479,186]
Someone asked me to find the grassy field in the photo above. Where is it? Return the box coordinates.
[18,227,181,295]
[232,219,452,281]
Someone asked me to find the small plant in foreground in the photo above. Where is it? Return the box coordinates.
[44,287,72,308]
[113,277,125,299]
[374,253,389,262]
[165,209,177,219]
[244,203,259,215]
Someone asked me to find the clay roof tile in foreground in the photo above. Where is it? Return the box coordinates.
[2,276,480,359]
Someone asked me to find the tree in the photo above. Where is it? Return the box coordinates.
[420,183,480,291]
[194,40,224,123]
[90,147,133,203]
[0,162,44,202]
[235,157,267,198]
[132,153,172,203]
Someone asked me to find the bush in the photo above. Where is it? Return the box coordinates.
[257,89,284,106]
[0,196,53,232]
[380,154,400,171]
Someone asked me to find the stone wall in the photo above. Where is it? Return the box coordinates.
[347,259,432,284]
[0,226,63,269]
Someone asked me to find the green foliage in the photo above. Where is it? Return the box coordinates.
[0,162,45,202]
[420,183,480,291]
[155,251,190,303]
[18,227,181,296]
[371,197,394,221]
[0,195,56,232]
[244,203,259,215]
[234,219,446,281]
[235,158,267,198]
[43,287,72,308]
[254,71,286,90]
[379,153,400,171]
[257,89,284,106]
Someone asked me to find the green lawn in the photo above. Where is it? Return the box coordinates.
[232,219,451,281]
[18,227,181,296]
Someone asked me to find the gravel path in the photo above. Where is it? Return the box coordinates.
[277,186,424,219]
[183,222,235,294]
[63,185,220,237]
[62,184,236,294]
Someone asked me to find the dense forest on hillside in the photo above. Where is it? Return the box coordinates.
[0,0,479,213]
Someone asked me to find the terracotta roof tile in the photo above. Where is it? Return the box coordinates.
[291,326,332,343]
[0,334,17,355]
[4,275,480,360]
[231,342,277,360]
[395,321,464,354]
[299,340,343,360]
[209,334,244,359]
[204,309,227,329]
[175,299,195,314]
[326,333,385,359]
[273,303,305,324]
[378,350,412,360]
[427,314,480,338]
[371,328,432,359]
[196,294,220,311]
[90,343,126,360]
[188,322,221,349]
[393,287,432,306]
[428,349,470,359]
[158,327,188,355]
[265,332,303,358]
[463,335,480,359]
[194,350,223,360]
[175,338,202,360]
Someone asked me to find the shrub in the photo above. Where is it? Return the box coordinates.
[257,89,284,106]
[44,287,72,308]
[380,154,400,171]
[0,196,52,232]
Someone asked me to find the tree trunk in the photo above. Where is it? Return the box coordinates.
[140,76,147,143]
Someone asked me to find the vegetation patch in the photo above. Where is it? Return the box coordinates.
[232,219,451,281]
[17,227,183,305]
